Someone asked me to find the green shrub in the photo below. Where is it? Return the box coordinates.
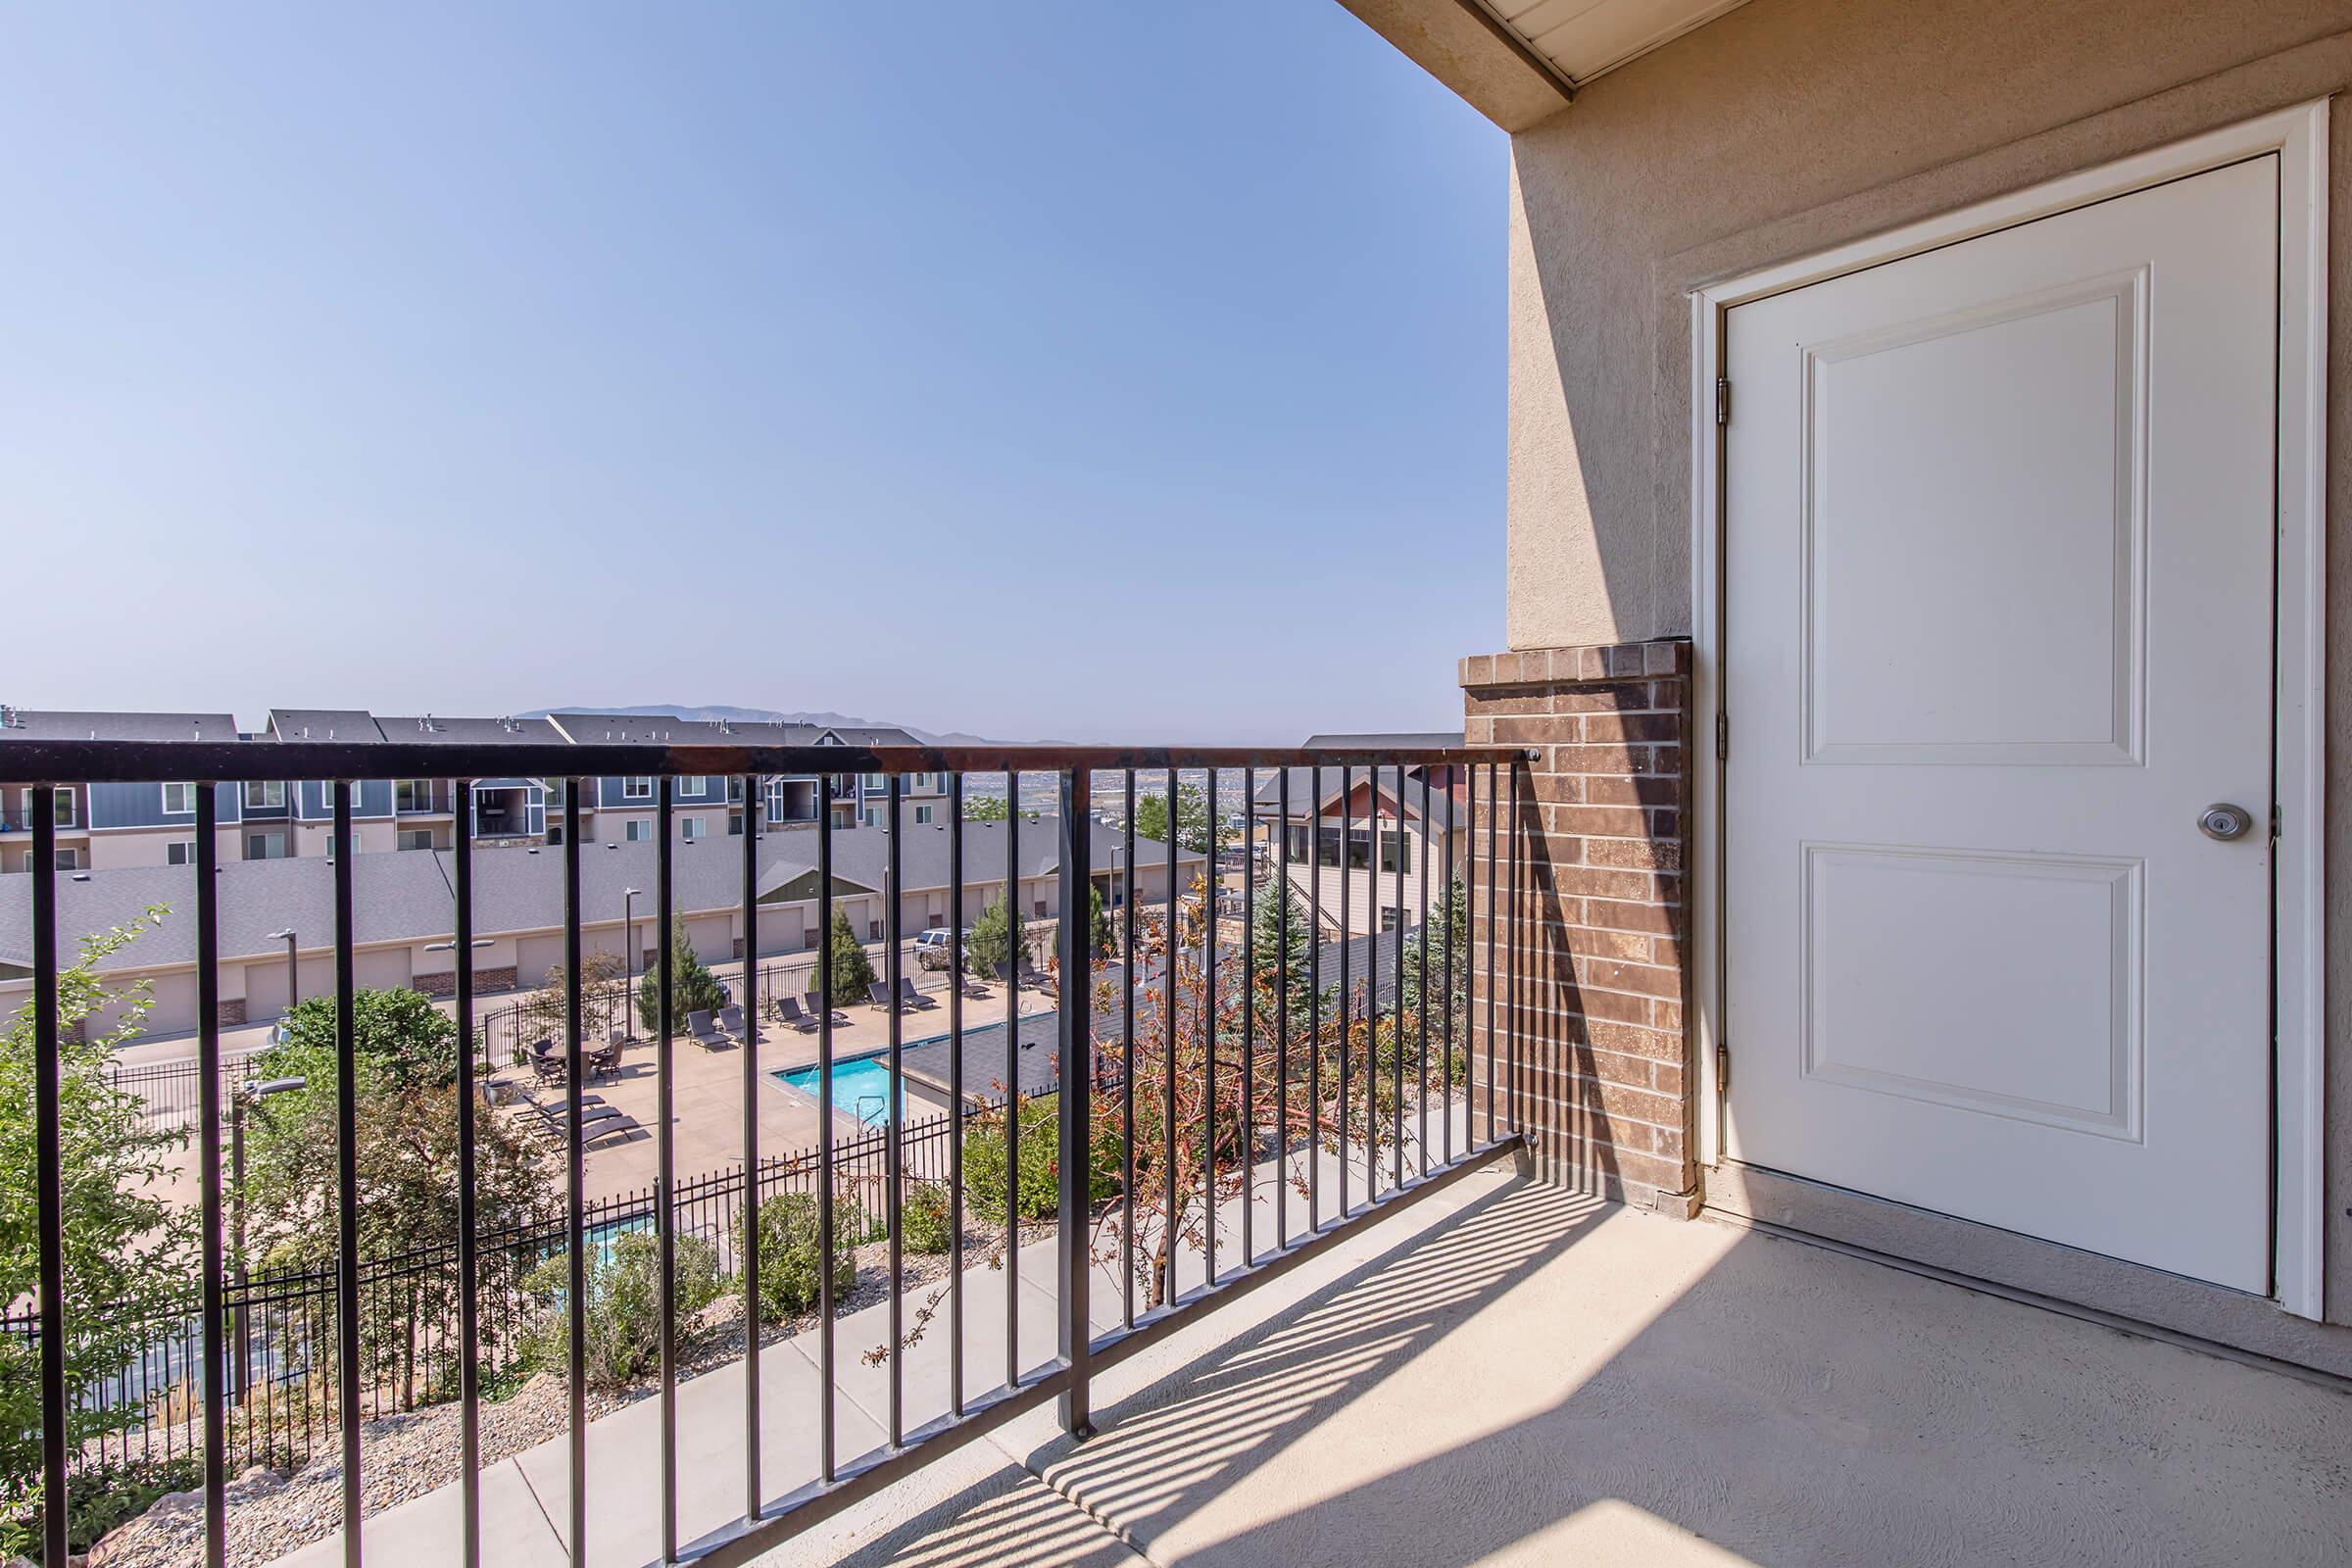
[961,1096,1122,1227]
[735,1193,857,1322]
[520,1229,722,1392]
[0,1453,203,1561]
[902,1181,954,1254]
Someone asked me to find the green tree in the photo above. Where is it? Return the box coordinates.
[240,988,559,1398]
[819,907,877,1001]
[520,1230,720,1391]
[0,909,192,1531]
[735,1192,855,1321]
[636,920,726,1031]
[1247,879,1321,1031]
[1133,783,1210,855]
[967,895,1020,979]
[961,792,1010,822]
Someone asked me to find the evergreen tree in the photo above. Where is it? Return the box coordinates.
[818,906,877,1001]
[1247,879,1319,1031]
[636,919,727,1030]
[967,895,1018,979]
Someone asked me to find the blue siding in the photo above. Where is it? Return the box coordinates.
[297,778,390,819]
[86,780,245,830]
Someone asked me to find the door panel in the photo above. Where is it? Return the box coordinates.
[1723,158,2278,1290]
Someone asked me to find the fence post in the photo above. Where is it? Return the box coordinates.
[1055,768,1094,1438]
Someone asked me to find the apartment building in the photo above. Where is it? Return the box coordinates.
[0,709,243,873]
[1251,736,1469,938]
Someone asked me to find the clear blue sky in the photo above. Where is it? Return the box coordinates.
[0,3,1502,745]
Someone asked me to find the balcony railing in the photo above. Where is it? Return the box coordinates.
[0,736,1526,1567]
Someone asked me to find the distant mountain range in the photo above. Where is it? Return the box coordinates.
[523,704,1023,748]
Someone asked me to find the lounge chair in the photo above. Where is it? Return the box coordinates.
[718,1004,755,1043]
[895,977,939,1010]
[688,1009,729,1051]
[772,996,820,1034]
[514,1101,639,1150]
[804,991,850,1026]
[866,981,896,1010]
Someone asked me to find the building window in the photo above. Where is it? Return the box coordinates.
[913,805,934,825]
[325,830,360,862]
[728,811,745,837]
[397,829,434,852]
[397,779,436,812]
[677,776,707,798]
[162,782,196,815]
[247,831,287,860]
[52,848,80,871]
[48,788,76,828]
[626,819,654,843]
[622,777,654,801]
[166,841,196,866]
[861,807,881,828]
[681,816,705,843]
[1380,906,1401,932]
[244,780,285,810]
[861,773,885,788]
[764,781,783,824]
[1379,829,1412,874]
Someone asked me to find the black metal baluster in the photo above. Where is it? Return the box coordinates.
[1394,763,1406,1191]
[564,782,586,1559]
[948,772,966,1415]
[817,778,836,1483]
[1418,766,1432,1176]
[885,773,904,1447]
[1305,765,1320,1234]
[195,786,226,1568]
[1202,765,1216,1288]
[1441,767,1454,1165]
[1338,764,1350,1219]
[1276,768,1291,1250]
[333,783,362,1565]
[1483,762,1497,1145]
[1053,771,1095,1442]
[453,783,480,1568]
[1161,777,1177,1301]
[1240,766,1254,1266]
[1120,770,1136,1326]
[28,795,66,1562]
[1004,780,1019,1388]
[1507,761,1522,1135]
[737,771,761,1519]
[658,777,678,1561]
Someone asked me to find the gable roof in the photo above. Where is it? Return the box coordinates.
[0,710,241,744]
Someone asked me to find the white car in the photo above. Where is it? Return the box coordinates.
[911,929,956,970]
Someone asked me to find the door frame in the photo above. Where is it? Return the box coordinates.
[1687,101,2329,1319]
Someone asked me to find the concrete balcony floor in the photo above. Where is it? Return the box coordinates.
[763,1166,2352,1568]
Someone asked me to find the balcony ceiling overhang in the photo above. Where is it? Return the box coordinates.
[1335,0,1753,130]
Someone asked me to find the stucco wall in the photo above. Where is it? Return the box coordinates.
[1501,0,2352,1327]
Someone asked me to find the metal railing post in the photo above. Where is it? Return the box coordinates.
[1055,768,1094,1438]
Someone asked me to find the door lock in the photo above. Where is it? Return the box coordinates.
[2197,804,2254,842]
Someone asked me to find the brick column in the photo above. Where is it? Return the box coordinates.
[1461,640,1696,1215]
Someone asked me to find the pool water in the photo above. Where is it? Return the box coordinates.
[778,1054,902,1126]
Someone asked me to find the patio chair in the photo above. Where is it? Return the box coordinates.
[718,1004,754,1043]
[585,1040,622,1080]
[772,995,820,1034]
[896,977,939,1010]
[866,981,896,1010]
[804,990,851,1026]
[688,1009,729,1051]
[526,1040,565,1086]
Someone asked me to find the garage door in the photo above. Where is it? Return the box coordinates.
[1722,158,2278,1290]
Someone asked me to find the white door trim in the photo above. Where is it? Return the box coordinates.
[1689,100,2329,1320]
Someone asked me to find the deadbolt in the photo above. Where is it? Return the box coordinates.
[2198,804,2254,842]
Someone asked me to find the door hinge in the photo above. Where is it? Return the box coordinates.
[1716,1041,1731,1095]
[1715,711,1729,762]
[1715,377,1732,425]
[2271,804,2282,844]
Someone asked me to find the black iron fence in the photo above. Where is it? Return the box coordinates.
[1,1108,969,1477]
[0,737,1523,1567]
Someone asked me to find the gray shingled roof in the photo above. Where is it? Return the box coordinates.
[373,714,567,746]
[1249,766,1459,831]
[545,713,835,747]
[0,817,1202,972]
[0,710,241,744]
[267,710,385,743]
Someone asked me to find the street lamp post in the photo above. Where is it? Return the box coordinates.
[423,937,494,1058]
[621,888,642,1040]
[229,1075,307,1398]
[266,928,298,1012]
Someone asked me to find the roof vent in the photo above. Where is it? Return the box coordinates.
[71,872,89,882]
[498,716,522,734]
[0,705,23,729]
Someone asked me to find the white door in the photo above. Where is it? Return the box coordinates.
[1723,158,2278,1290]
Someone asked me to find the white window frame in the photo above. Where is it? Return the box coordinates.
[51,788,75,829]
[166,840,197,866]
[913,805,934,825]
[677,776,707,797]
[626,819,654,843]
[162,782,196,815]
[397,778,436,813]
[622,776,655,801]
[245,780,285,809]
[681,815,706,842]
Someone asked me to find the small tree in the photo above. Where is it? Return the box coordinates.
[637,920,726,1031]
[735,1192,855,1321]
[1133,783,1210,855]
[519,1231,720,1391]
[1399,874,1470,1049]
[1248,879,1321,1032]
[0,909,192,1529]
[818,907,876,1001]
[962,793,1011,822]
[966,895,1018,980]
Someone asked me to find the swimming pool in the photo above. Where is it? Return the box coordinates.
[777,1053,902,1126]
